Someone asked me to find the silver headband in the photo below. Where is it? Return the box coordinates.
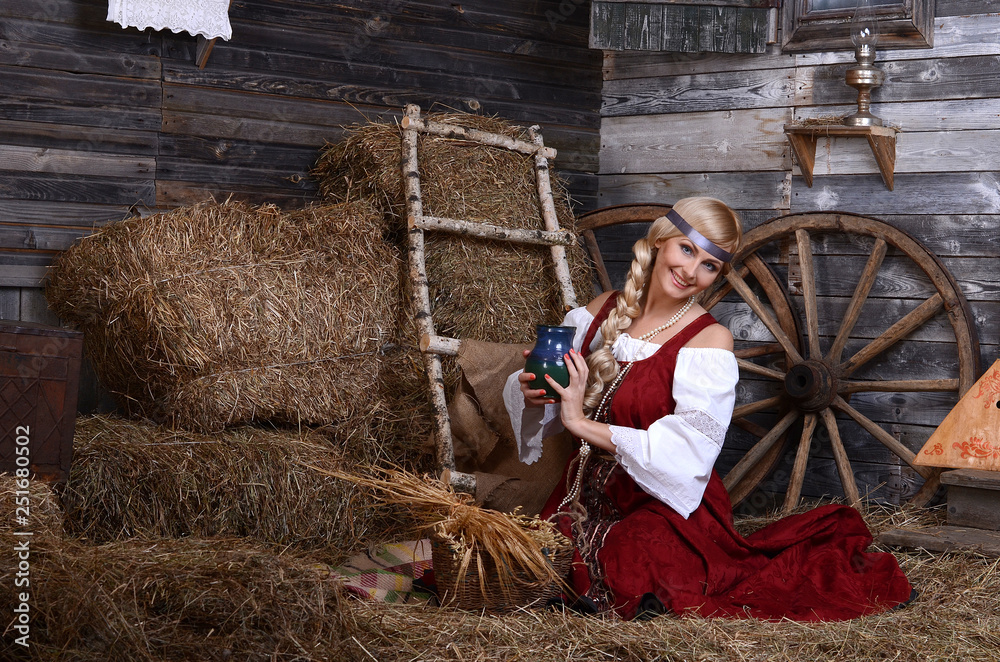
[666,209,733,263]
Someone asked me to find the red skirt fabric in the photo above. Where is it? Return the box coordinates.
[544,456,912,621]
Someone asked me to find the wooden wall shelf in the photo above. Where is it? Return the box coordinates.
[784,124,899,191]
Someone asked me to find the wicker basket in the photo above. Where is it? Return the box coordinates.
[430,527,573,613]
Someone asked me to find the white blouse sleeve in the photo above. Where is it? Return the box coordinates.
[503,306,597,464]
[611,347,738,518]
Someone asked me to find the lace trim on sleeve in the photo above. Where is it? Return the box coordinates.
[676,409,728,447]
[609,425,643,456]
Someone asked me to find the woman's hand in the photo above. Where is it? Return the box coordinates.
[518,349,554,407]
[547,348,589,433]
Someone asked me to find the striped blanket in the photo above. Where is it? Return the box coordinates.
[332,539,435,604]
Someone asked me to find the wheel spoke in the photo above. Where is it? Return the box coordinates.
[733,394,783,419]
[736,358,786,381]
[726,269,804,364]
[701,265,747,310]
[820,407,862,508]
[723,409,799,491]
[795,229,821,359]
[782,413,817,514]
[826,238,887,364]
[744,254,802,346]
[735,343,786,360]
[840,378,960,394]
[838,293,943,379]
[831,395,933,480]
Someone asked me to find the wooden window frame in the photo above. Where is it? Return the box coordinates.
[781,0,935,52]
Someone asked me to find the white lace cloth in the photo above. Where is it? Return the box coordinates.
[107,0,233,40]
[503,305,738,519]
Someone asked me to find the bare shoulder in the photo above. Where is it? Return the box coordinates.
[585,290,617,315]
[686,322,734,351]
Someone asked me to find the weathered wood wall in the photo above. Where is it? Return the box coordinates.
[596,0,999,506]
[0,0,602,409]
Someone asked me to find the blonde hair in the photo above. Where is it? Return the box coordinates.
[582,197,743,411]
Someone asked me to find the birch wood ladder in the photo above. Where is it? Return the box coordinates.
[400,104,579,493]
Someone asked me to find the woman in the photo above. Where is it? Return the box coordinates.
[504,197,913,621]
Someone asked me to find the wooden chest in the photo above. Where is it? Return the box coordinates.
[0,320,83,482]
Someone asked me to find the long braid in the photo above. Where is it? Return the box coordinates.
[583,237,654,411]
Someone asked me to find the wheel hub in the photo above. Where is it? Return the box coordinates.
[784,360,837,412]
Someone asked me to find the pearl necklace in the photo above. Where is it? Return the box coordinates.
[555,296,696,513]
[633,296,696,342]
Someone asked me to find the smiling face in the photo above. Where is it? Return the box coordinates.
[650,235,726,299]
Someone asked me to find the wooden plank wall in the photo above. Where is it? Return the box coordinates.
[0,0,602,410]
[597,0,1000,506]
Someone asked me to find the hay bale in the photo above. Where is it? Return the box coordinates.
[0,536,361,662]
[312,112,594,344]
[61,416,411,557]
[45,199,403,433]
[0,475,63,541]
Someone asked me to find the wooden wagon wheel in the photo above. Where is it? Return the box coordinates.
[702,212,981,511]
[577,204,804,505]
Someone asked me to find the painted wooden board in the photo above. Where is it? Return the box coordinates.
[600,108,789,174]
[598,171,791,210]
[603,66,795,116]
[789,172,1000,215]
[915,360,1000,470]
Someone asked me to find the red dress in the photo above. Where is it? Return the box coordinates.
[541,298,912,621]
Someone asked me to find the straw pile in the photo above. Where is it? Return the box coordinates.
[45,199,404,434]
[0,536,362,662]
[0,475,64,542]
[324,466,570,608]
[346,504,1000,662]
[312,111,594,344]
[61,415,411,559]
